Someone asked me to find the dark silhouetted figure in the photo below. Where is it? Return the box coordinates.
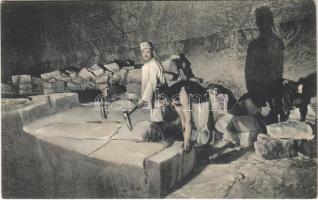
[245,7,285,124]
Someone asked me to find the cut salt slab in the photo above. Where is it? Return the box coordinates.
[41,71,61,81]
[12,75,31,84]
[267,120,314,140]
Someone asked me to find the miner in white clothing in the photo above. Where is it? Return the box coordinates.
[138,41,167,122]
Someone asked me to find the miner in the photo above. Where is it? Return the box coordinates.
[138,41,167,122]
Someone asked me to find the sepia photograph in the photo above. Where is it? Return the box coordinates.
[1,0,317,198]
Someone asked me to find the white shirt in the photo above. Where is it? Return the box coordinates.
[141,58,166,102]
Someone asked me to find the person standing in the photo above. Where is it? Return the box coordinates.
[245,6,285,124]
[138,41,167,122]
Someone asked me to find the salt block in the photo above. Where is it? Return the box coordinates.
[127,69,142,84]
[104,62,120,73]
[67,82,82,91]
[254,133,297,160]
[48,93,79,112]
[96,74,110,84]
[41,71,61,81]
[144,141,196,197]
[126,83,141,96]
[19,83,32,90]
[239,131,258,148]
[12,75,31,84]
[87,64,104,77]
[78,68,96,81]
[19,75,32,83]
[52,81,66,93]
[231,115,261,132]
[32,77,43,85]
[266,120,314,140]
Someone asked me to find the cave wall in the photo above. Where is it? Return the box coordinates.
[1,1,316,96]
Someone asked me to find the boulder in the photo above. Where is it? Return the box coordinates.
[80,80,96,90]
[127,69,142,84]
[87,64,104,77]
[266,120,314,140]
[254,133,297,160]
[95,74,110,84]
[78,68,96,81]
[104,62,120,73]
[65,70,78,79]
[112,69,128,85]
[59,73,72,82]
[40,71,61,81]
[67,82,82,91]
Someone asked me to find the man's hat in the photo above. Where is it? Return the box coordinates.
[140,42,153,51]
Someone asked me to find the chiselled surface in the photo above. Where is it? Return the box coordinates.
[167,152,317,198]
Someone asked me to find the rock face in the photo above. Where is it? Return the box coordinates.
[167,152,317,198]
[267,120,314,140]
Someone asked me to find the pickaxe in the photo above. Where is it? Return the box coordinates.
[122,105,139,131]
